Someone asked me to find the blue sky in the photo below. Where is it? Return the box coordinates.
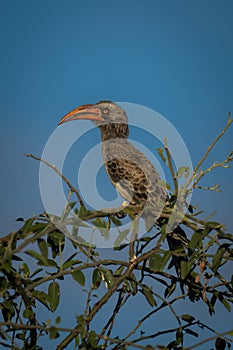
[1,1,233,348]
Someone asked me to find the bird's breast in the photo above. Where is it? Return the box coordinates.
[101,139,167,210]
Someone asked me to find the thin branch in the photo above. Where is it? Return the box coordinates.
[5,222,55,258]
[194,113,232,174]
[188,330,233,349]
[56,262,137,349]
[129,216,140,262]
[123,293,185,344]
[24,259,130,293]
[193,150,233,187]
[24,153,86,208]
[0,322,73,333]
[97,333,146,349]
[164,138,179,194]
[100,290,125,340]
[185,113,233,191]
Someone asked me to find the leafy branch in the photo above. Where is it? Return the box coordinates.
[0,113,232,350]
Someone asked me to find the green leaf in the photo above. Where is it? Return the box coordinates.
[110,215,122,226]
[19,263,30,278]
[25,250,50,266]
[30,268,43,278]
[215,337,226,350]
[72,270,85,286]
[0,277,8,296]
[48,282,60,312]
[149,254,162,271]
[176,166,190,178]
[206,221,223,229]
[62,252,80,269]
[176,330,183,345]
[16,217,24,221]
[123,280,131,293]
[114,265,125,276]
[16,333,25,340]
[144,214,155,232]
[49,326,59,339]
[149,251,171,272]
[47,259,58,268]
[47,231,65,258]
[160,251,172,271]
[140,236,151,242]
[142,286,156,307]
[75,335,80,347]
[218,231,233,242]
[2,301,15,321]
[92,217,110,239]
[114,229,130,247]
[79,206,92,219]
[164,282,176,298]
[189,231,203,251]
[44,319,51,327]
[217,293,231,312]
[37,238,48,259]
[92,268,102,289]
[156,147,167,163]
[12,255,23,261]
[181,314,195,323]
[2,256,12,273]
[61,201,76,221]
[158,180,171,190]
[129,273,138,294]
[188,204,194,213]
[48,231,65,241]
[103,270,115,289]
[21,217,35,234]
[88,330,98,348]
[113,242,128,251]
[221,298,231,312]
[91,217,107,228]
[209,293,217,316]
[63,259,82,270]
[73,236,96,248]
[31,222,48,233]
[180,260,192,280]
[55,316,61,324]
[212,244,230,274]
[23,308,34,320]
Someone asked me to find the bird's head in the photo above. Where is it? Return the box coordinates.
[58,101,129,139]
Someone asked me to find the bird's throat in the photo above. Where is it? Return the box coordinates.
[99,123,129,141]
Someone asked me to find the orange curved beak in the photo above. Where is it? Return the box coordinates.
[58,104,104,125]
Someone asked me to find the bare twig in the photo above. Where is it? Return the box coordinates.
[194,113,232,174]
[185,113,233,191]
[188,328,233,349]
[0,321,73,333]
[193,150,233,187]
[24,153,86,208]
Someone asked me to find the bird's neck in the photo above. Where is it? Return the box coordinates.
[99,123,129,141]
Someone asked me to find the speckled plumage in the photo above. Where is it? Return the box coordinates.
[94,102,167,219]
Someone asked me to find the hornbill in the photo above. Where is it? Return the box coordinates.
[58,101,198,297]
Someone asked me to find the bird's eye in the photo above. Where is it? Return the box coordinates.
[103,109,109,114]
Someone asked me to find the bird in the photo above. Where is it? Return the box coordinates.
[58,100,192,291]
[58,101,167,221]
